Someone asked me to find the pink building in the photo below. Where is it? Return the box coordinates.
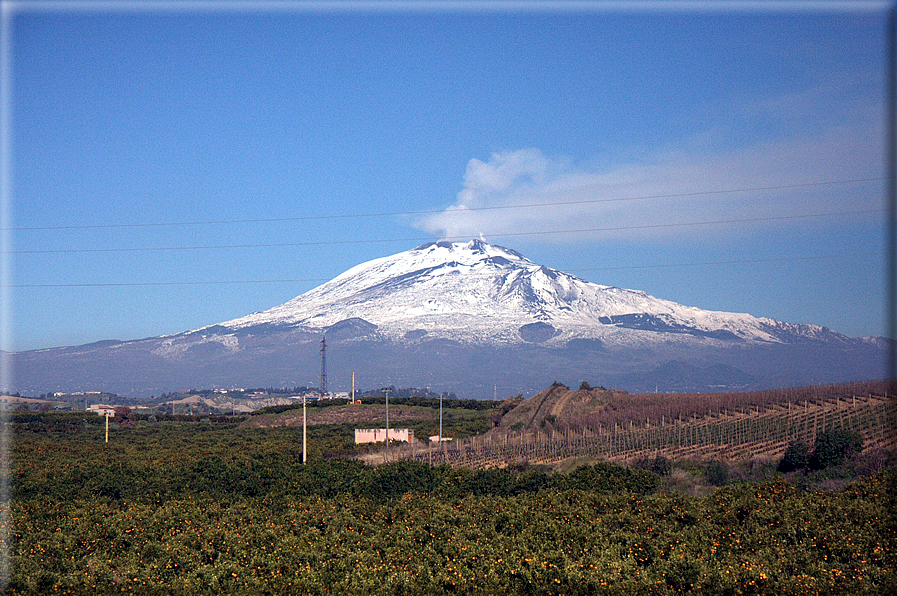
[354,428,414,444]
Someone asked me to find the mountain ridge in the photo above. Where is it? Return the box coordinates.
[10,239,886,398]
[204,239,863,349]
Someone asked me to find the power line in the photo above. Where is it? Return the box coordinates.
[570,251,883,272]
[5,176,886,232]
[4,278,331,288]
[6,208,882,255]
[5,251,883,288]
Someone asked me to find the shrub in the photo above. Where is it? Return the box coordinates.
[705,460,729,486]
[563,463,660,494]
[810,429,863,469]
[365,460,438,497]
[651,455,672,476]
[579,381,592,391]
[778,440,810,472]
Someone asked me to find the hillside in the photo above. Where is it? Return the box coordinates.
[492,383,625,433]
[378,380,896,468]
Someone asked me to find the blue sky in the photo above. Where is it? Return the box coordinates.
[7,3,891,351]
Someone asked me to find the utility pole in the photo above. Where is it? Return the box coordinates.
[302,389,307,464]
[439,392,443,443]
[105,412,109,443]
[383,387,391,462]
[320,335,327,398]
[352,372,355,404]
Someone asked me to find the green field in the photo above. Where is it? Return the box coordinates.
[6,412,897,594]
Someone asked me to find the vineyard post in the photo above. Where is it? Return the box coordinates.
[803,404,811,444]
[813,402,818,441]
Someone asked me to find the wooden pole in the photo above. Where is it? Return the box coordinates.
[302,392,307,464]
[105,413,109,444]
[385,388,390,462]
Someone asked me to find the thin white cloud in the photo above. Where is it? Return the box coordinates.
[415,118,883,244]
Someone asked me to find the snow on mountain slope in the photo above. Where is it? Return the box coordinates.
[215,239,851,347]
[11,239,884,398]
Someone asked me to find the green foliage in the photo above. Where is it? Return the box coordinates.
[579,380,592,391]
[361,396,498,410]
[563,463,660,493]
[651,455,672,477]
[251,399,351,416]
[705,460,729,486]
[779,440,810,472]
[9,413,897,595]
[10,473,896,595]
[811,429,864,470]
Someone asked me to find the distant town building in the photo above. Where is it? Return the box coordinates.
[88,404,117,417]
[355,428,414,444]
[429,435,454,443]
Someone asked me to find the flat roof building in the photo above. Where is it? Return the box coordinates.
[355,428,414,444]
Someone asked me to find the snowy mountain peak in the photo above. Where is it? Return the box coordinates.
[218,239,852,348]
[410,239,533,267]
[16,239,881,399]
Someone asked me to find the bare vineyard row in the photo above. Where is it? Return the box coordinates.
[374,393,897,468]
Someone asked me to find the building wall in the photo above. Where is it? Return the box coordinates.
[88,404,116,416]
[354,428,414,444]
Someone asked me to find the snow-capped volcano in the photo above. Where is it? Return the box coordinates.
[216,239,844,347]
[12,239,886,398]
